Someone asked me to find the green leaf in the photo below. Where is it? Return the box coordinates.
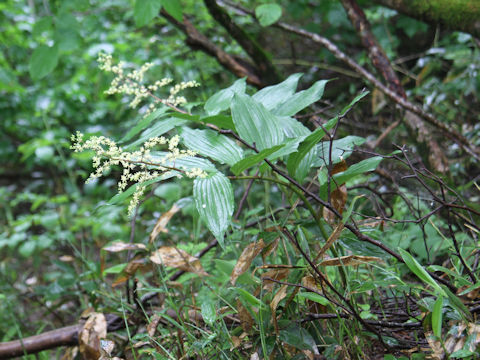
[201,300,216,325]
[343,195,364,223]
[231,93,284,151]
[231,144,285,175]
[179,127,244,166]
[200,114,235,130]
[120,107,169,143]
[194,172,234,246]
[318,156,383,199]
[286,115,338,179]
[253,73,303,111]
[54,28,81,51]
[432,295,443,337]
[103,263,127,275]
[234,288,262,307]
[255,3,282,27]
[273,79,329,116]
[19,240,36,257]
[29,45,59,80]
[441,285,471,319]
[161,0,182,22]
[398,248,445,295]
[279,325,316,351]
[149,151,217,172]
[315,136,366,165]
[296,292,330,306]
[134,0,162,27]
[280,116,311,138]
[204,78,246,115]
[33,16,53,37]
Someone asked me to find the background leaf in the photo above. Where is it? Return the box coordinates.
[255,4,283,27]
[161,0,182,22]
[134,0,162,27]
[29,45,59,80]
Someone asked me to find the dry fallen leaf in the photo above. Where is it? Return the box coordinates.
[427,322,480,359]
[319,255,384,267]
[147,313,162,337]
[149,204,181,243]
[230,336,242,350]
[261,268,290,293]
[237,299,254,332]
[261,237,279,262]
[59,255,75,262]
[79,312,107,360]
[270,284,288,334]
[150,246,209,276]
[103,241,147,252]
[112,257,152,287]
[314,222,345,262]
[99,339,115,360]
[230,239,265,285]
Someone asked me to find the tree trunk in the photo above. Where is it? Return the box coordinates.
[372,0,480,37]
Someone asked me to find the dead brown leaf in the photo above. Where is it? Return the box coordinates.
[112,257,152,287]
[302,275,319,291]
[149,204,181,243]
[99,339,116,360]
[79,312,107,360]
[103,242,147,253]
[230,239,265,285]
[237,299,254,332]
[319,255,384,267]
[150,246,209,276]
[59,255,75,262]
[231,336,242,350]
[261,237,279,262]
[147,313,162,337]
[314,222,345,262]
[261,268,290,293]
[270,284,288,334]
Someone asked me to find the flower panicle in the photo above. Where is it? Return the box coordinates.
[97,53,200,116]
[71,132,207,216]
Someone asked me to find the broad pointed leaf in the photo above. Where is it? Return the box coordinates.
[231,144,285,175]
[253,73,303,110]
[179,127,244,166]
[287,91,369,179]
[194,173,234,247]
[318,156,382,199]
[204,78,246,115]
[273,79,329,116]
[232,93,284,151]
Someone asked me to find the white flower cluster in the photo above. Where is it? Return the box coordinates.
[97,53,200,115]
[71,132,207,216]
